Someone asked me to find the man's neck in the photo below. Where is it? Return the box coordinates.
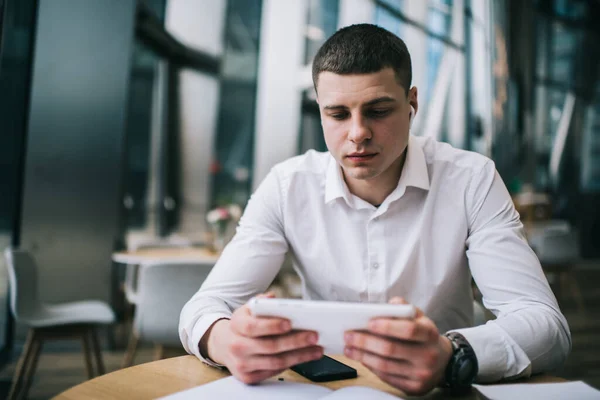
[344,151,407,206]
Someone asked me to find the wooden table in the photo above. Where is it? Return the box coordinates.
[53,355,565,400]
[112,246,220,265]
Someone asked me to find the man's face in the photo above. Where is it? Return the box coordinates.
[316,68,417,184]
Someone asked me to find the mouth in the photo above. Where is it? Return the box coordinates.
[346,153,378,162]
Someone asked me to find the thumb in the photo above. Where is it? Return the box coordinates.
[389,296,407,305]
[389,296,423,318]
[256,291,276,299]
[243,292,277,315]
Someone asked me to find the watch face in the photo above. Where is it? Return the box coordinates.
[457,359,476,384]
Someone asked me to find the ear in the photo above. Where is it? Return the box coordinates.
[408,86,418,130]
[408,86,418,116]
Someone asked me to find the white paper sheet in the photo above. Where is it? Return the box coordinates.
[322,386,403,399]
[157,376,332,400]
[474,381,600,400]
[157,377,406,400]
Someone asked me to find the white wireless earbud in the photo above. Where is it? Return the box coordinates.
[409,106,415,129]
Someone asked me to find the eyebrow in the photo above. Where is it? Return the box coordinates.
[323,96,397,111]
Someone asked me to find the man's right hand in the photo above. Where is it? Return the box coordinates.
[203,296,323,384]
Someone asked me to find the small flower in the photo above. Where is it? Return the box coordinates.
[228,204,242,221]
[207,204,243,224]
[207,209,224,224]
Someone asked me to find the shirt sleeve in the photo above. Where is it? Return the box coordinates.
[450,160,571,382]
[179,167,289,366]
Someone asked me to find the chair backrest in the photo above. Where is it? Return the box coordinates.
[536,230,579,264]
[3,248,42,321]
[134,262,213,347]
[123,240,195,304]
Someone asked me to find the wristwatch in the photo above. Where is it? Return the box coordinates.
[443,332,478,392]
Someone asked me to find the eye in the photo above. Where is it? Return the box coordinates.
[330,112,349,121]
[367,109,391,118]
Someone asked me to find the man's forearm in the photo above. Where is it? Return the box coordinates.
[200,318,231,366]
[451,304,570,382]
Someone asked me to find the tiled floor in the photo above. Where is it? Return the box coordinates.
[0,342,155,400]
[0,264,599,399]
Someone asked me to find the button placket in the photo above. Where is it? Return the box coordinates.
[367,214,384,301]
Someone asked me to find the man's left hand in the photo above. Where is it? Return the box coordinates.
[344,297,453,396]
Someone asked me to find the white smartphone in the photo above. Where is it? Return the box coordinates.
[247,298,416,355]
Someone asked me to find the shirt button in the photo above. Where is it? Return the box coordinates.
[372,263,379,269]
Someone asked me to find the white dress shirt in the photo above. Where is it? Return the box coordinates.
[179,135,571,382]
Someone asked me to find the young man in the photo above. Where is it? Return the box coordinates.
[180,24,570,395]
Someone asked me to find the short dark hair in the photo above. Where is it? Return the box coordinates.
[312,24,412,95]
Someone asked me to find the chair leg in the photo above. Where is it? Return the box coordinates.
[153,344,165,361]
[567,271,586,314]
[89,328,106,376]
[16,334,43,400]
[81,330,95,379]
[7,329,36,400]
[559,271,569,302]
[121,329,139,369]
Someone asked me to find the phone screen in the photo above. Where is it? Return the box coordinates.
[291,355,357,382]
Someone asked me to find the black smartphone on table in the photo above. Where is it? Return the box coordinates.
[291,355,357,382]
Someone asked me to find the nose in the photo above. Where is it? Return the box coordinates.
[347,115,371,144]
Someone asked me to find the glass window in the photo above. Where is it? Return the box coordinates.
[122,42,161,229]
[298,90,327,154]
[0,0,38,363]
[374,6,403,36]
[425,1,453,106]
[553,0,587,18]
[304,0,339,64]
[210,0,263,208]
[549,22,580,84]
[378,0,403,11]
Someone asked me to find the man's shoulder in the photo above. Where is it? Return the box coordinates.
[272,150,331,182]
[415,135,492,175]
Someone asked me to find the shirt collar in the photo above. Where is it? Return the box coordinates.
[324,135,430,205]
[325,154,352,205]
[398,135,430,192]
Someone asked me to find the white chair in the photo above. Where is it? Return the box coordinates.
[529,226,585,313]
[4,248,115,400]
[121,261,213,367]
[123,236,193,306]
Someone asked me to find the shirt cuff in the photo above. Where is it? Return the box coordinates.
[449,322,531,382]
[190,312,232,368]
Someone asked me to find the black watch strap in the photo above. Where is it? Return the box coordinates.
[443,332,478,391]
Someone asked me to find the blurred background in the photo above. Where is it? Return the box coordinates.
[0,0,599,398]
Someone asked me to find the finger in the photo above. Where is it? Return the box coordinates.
[344,346,413,376]
[232,307,292,338]
[231,330,318,357]
[345,331,441,369]
[234,368,285,385]
[344,331,407,359]
[372,369,432,396]
[235,345,324,374]
[256,292,276,299]
[368,316,438,342]
[389,296,407,305]
[388,297,424,318]
[253,330,319,355]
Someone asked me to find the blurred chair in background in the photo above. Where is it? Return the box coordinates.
[122,235,193,308]
[121,262,213,368]
[4,249,115,400]
[120,236,193,352]
[528,226,585,314]
[513,187,585,313]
